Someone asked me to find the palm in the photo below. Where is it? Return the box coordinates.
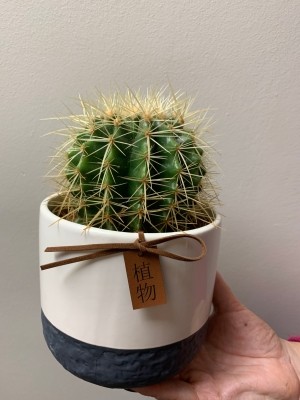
[135,274,299,400]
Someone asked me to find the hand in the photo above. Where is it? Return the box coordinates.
[134,273,300,400]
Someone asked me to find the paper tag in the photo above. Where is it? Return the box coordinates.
[123,250,167,310]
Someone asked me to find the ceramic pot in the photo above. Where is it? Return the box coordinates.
[39,194,221,388]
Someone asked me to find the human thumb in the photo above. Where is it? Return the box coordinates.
[212,272,244,314]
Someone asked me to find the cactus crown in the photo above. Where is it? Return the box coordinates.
[49,88,218,233]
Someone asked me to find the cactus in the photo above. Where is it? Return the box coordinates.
[49,88,217,233]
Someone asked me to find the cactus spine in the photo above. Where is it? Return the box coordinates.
[50,88,217,233]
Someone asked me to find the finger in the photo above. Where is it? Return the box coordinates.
[133,378,196,400]
[212,272,244,314]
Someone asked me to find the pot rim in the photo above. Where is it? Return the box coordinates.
[41,193,221,238]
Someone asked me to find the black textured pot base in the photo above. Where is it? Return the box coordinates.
[42,310,208,389]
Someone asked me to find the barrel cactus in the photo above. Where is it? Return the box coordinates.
[49,88,217,233]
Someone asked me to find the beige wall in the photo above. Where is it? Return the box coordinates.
[1,1,299,398]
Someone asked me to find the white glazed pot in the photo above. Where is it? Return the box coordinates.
[39,194,221,388]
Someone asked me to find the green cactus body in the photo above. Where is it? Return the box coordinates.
[52,89,216,232]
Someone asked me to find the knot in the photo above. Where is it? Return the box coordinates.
[135,231,147,256]
[40,231,207,270]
